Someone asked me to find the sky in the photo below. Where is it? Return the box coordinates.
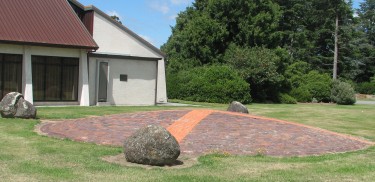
[78,0,364,49]
[353,0,365,9]
[78,0,194,48]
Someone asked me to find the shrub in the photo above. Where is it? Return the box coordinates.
[284,61,311,88]
[289,71,332,103]
[224,45,285,102]
[167,65,252,103]
[290,87,312,102]
[300,71,332,102]
[279,94,297,104]
[356,82,375,94]
[331,80,356,105]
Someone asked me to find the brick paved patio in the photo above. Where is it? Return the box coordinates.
[37,110,373,156]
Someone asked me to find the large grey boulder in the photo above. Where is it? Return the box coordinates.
[124,125,180,166]
[227,101,249,114]
[0,92,22,118]
[0,92,37,119]
[14,97,37,119]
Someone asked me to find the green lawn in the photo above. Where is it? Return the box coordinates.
[0,103,374,181]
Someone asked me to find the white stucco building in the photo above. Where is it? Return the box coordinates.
[0,0,167,106]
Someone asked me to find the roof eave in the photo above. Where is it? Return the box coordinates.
[89,52,163,61]
[0,40,99,51]
[66,0,99,49]
[68,0,86,10]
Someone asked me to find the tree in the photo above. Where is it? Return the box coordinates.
[359,0,375,45]
[355,0,375,82]
[333,13,339,80]
[224,45,285,102]
[276,0,314,61]
[162,0,282,73]
[276,0,354,78]
[111,15,122,24]
[332,0,354,80]
[162,0,360,103]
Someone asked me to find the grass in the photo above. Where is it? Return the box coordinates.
[0,103,374,181]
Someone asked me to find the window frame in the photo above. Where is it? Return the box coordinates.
[32,55,79,102]
[0,53,23,99]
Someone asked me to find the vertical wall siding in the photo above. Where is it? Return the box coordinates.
[82,11,94,36]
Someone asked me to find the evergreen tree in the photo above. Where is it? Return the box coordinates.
[359,0,375,45]
[277,0,354,77]
[162,0,363,102]
[162,0,282,73]
[355,0,375,82]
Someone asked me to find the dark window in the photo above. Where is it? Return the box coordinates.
[0,53,23,99]
[32,56,79,101]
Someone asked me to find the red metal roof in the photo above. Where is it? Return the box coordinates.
[0,0,98,49]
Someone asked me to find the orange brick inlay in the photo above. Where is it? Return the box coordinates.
[167,110,214,143]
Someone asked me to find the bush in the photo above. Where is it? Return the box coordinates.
[289,71,332,103]
[331,80,356,105]
[167,65,252,103]
[279,94,297,104]
[290,87,312,102]
[224,45,285,102]
[301,71,332,102]
[356,82,375,94]
[284,61,311,88]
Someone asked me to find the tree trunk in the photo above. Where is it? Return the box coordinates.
[333,14,339,80]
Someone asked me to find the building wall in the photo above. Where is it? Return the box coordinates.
[0,43,88,105]
[92,12,167,103]
[89,57,157,105]
[0,44,24,54]
[88,57,97,106]
[93,12,159,57]
[0,43,81,59]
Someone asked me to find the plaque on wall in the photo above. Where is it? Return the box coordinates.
[120,74,128,82]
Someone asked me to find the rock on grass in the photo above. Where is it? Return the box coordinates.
[123,125,180,166]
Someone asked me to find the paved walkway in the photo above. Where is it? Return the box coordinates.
[38,110,374,157]
[356,100,375,105]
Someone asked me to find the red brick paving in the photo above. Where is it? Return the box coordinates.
[40,110,190,146]
[167,110,214,143]
[39,110,374,156]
